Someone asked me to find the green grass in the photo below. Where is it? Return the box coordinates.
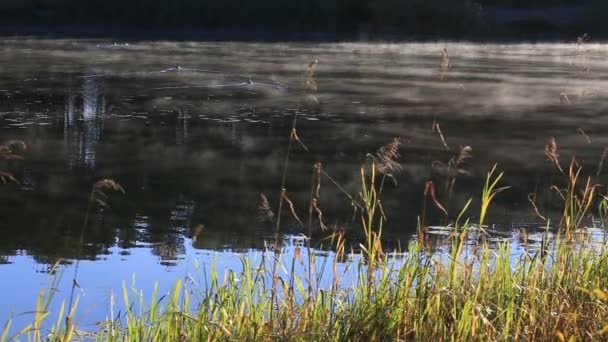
[3,156,608,341]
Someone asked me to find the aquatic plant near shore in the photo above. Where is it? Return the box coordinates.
[3,118,608,340]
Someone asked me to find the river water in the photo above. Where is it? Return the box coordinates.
[1,38,607,331]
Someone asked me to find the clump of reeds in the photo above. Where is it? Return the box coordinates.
[7,162,608,342]
[6,121,608,342]
[7,164,608,342]
[553,159,598,238]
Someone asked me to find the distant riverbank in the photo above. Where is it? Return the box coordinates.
[0,24,600,43]
[0,1,605,41]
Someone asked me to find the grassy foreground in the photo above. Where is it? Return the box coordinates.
[2,162,608,342]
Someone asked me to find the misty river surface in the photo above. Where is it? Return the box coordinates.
[1,39,608,328]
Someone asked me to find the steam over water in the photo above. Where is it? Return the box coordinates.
[1,39,608,325]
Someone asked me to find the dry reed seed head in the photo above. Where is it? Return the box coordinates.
[257,193,275,223]
[450,145,473,175]
[375,137,403,174]
[455,146,473,166]
[91,179,125,207]
[93,179,125,194]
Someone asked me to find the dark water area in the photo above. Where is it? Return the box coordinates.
[1,39,608,327]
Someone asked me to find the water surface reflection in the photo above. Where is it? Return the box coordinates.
[0,39,608,323]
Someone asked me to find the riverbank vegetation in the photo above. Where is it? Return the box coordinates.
[2,0,606,38]
[3,126,608,341]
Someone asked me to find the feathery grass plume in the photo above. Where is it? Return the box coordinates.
[545,137,564,173]
[257,193,275,223]
[451,145,473,174]
[374,137,402,175]
[558,159,598,236]
[597,147,608,176]
[91,179,126,207]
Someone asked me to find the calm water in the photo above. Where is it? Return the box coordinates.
[1,39,608,330]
